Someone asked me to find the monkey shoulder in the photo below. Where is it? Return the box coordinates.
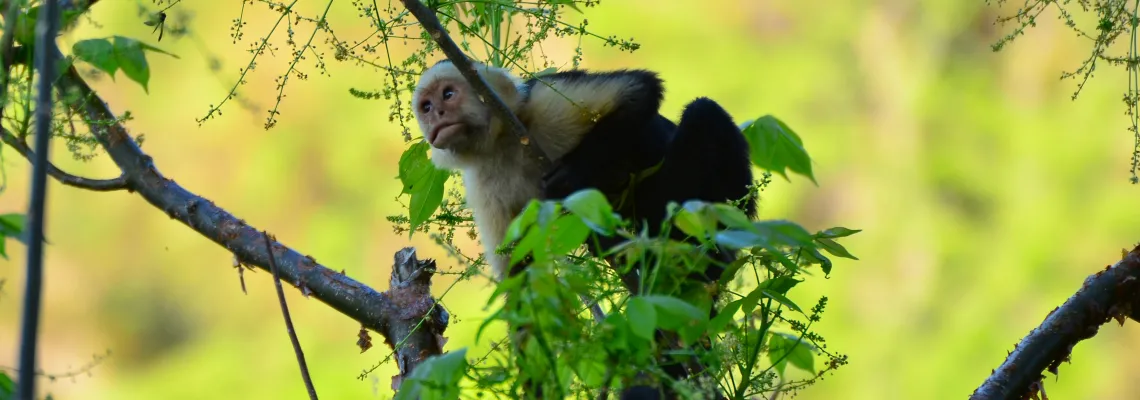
[521,69,663,116]
[517,69,666,157]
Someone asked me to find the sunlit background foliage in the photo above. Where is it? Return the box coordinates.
[0,0,1138,399]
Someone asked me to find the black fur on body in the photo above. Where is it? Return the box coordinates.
[412,60,756,400]
[534,69,757,290]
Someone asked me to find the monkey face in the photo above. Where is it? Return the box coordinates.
[414,78,492,154]
[411,61,524,170]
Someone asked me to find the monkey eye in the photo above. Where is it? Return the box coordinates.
[442,87,455,100]
[420,101,432,113]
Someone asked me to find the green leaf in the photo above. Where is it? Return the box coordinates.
[755,220,816,248]
[113,36,150,92]
[763,290,802,313]
[786,340,815,373]
[0,370,12,397]
[718,257,749,286]
[0,213,25,239]
[626,296,657,341]
[641,295,707,332]
[510,224,543,265]
[407,168,448,236]
[73,38,118,77]
[741,287,764,315]
[716,219,815,250]
[395,349,468,400]
[574,357,608,387]
[742,115,815,184]
[816,226,861,239]
[758,276,802,296]
[767,334,789,377]
[514,202,561,264]
[12,6,87,45]
[817,238,858,260]
[711,203,755,231]
[0,213,33,258]
[398,142,436,193]
[504,200,540,243]
[548,214,589,255]
[397,143,450,236]
[13,7,39,46]
[713,230,763,249]
[564,189,616,235]
[771,332,815,374]
[673,207,709,239]
[708,298,743,334]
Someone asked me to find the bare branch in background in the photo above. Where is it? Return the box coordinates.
[44,43,449,384]
[971,244,1140,400]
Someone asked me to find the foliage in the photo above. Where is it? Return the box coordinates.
[391,104,855,398]
[0,213,25,260]
[395,349,469,400]
[0,369,55,400]
[741,116,817,185]
[71,36,179,93]
[988,0,1140,183]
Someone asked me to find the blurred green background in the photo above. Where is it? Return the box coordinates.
[1,0,1138,399]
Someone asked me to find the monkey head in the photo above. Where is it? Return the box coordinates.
[412,60,524,169]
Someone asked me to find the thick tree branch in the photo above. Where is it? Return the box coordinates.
[398,0,553,170]
[970,244,1140,400]
[0,128,128,191]
[49,46,448,383]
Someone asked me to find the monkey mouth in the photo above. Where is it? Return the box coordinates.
[429,122,464,148]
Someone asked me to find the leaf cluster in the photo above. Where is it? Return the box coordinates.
[395,106,857,398]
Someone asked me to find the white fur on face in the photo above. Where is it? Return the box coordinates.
[413,61,526,170]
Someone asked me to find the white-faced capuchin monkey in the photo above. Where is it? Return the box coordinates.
[412,59,756,400]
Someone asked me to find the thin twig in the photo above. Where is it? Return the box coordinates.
[0,349,111,383]
[0,128,128,191]
[596,364,616,400]
[578,294,604,323]
[263,231,318,400]
[398,0,553,170]
[17,1,60,398]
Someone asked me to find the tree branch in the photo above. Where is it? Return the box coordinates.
[50,46,449,384]
[16,0,60,398]
[398,0,553,170]
[970,244,1140,400]
[0,127,128,191]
